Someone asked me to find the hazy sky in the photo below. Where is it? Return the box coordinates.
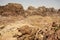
[0,0,60,9]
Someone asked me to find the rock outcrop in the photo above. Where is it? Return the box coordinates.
[25,6,59,17]
[0,3,60,17]
[0,3,24,16]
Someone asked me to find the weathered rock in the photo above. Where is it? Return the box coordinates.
[0,3,24,16]
[28,6,36,10]
[18,25,32,34]
[37,6,47,12]
[25,6,37,16]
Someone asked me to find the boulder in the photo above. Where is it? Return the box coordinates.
[37,6,47,13]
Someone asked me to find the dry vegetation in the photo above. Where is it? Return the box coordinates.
[0,3,60,40]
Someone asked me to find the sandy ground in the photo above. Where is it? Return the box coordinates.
[0,15,60,40]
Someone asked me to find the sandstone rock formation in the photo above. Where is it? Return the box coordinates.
[0,3,60,17]
[0,3,24,16]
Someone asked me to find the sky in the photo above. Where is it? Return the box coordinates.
[0,0,60,9]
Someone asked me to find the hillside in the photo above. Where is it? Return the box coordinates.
[0,3,60,40]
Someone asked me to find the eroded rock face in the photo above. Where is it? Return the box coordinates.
[25,6,59,17]
[24,6,37,16]
[37,6,47,12]
[0,3,24,16]
[0,3,60,17]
